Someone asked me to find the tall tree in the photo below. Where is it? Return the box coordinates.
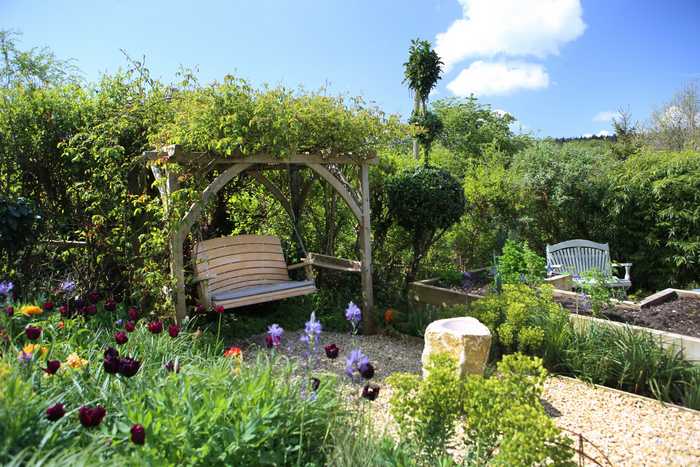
[403,39,443,160]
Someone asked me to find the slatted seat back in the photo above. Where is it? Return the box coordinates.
[193,235,292,296]
[546,239,612,277]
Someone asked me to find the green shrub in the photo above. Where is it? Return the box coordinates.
[387,353,574,465]
[496,239,546,286]
[387,166,465,283]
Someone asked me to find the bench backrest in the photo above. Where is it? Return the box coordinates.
[545,239,612,277]
[193,235,291,296]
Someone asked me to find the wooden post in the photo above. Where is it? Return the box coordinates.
[359,162,375,333]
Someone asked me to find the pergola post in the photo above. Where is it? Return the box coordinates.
[359,162,375,333]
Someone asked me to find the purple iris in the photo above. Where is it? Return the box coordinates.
[59,280,76,294]
[345,301,361,323]
[0,281,14,296]
[345,348,369,379]
[300,312,322,343]
[266,323,284,348]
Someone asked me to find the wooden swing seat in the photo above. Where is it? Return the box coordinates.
[193,235,361,310]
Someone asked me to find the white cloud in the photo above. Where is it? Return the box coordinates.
[492,108,510,117]
[436,0,586,71]
[582,130,613,138]
[593,110,618,122]
[446,61,549,97]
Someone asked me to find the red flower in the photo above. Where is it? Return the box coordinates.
[130,424,146,445]
[103,347,120,374]
[44,360,61,375]
[224,346,242,358]
[25,325,42,340]
[168,324,180,338]
[194,303,206,314]
[84,304,97,316]
[124,320,136,332]
[88,291,101,304]
[115,331,128,345]
[104,299,117,312]
[127,307,139,321]
[79,405,106,427]
[46,403,66,421]
[43,301,54,312]
[58,304,68,316]
[324,343,340,359]
[361,384,380,401]
[147,321,163,334]
[214,305,225,314]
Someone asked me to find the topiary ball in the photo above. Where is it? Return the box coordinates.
[387,166,465,236]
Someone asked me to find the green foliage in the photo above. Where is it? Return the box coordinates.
[579,269,613,317]
[387,166,465,282]
[0,309,347,465]
[409,110,443,164]
[387,353,574,465]
[402,39,443,107]
[496,239,546,286]
[0,196,39,254]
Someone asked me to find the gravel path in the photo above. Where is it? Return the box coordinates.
[243,330,700,466]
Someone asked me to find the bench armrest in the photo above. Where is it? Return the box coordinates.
[611,262,632,281]
[191,273,216,284]
[288,258,311,270]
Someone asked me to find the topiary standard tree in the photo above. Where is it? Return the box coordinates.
[403,38,443,160]
[387,166,465,284]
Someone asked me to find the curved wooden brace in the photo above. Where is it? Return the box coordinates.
[178,163,254,238]
[306,163,362,221]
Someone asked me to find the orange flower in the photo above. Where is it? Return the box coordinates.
[21,305,43,316]
[57,321,65,329]
[384,308,395,324]
[224,346,242,358]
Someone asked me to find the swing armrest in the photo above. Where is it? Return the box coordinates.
[288,258,312,271]
[192,273,216,284]
[306,253,362,272]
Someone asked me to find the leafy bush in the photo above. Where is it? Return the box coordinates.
[0,196,39,255]
[387,166,465,283]
[496,239,546,286]
[387,353,574,465]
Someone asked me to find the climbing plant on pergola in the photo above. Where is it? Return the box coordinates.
[144,144,376,332]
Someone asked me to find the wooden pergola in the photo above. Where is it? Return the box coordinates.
[143,144,375,332]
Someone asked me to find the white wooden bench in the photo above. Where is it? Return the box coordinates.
[546,239,632,290]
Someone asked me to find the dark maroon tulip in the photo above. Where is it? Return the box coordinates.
[125,320,136,332]
[44,360,61,375]
[79,405,106,427]
[147,321,162,334]
[361,384,380,401]
[118,357,141,377]
[214,305,225,314]
[88,291,101,304]
[58,304,68,316]
[103,347,120,374]
[5,305,13,317]
[46,403,66,421]
[164,360,180,373]
[127,307,139,321]
[359,362,375,380]
[311,377,321,392]
[130,424,146,445]
[43,301,54,312]
[104,299,117,312]
[195,304,206,314]
[115,331,128,345]
[84,304,97,316]
[324,343,340,359]
[265,334,274,348]
[25,325,42,340]
[168,324,180,338]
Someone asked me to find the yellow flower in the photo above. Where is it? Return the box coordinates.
[22,343,48,358]
[65,352,88,369]
[21,305,43,316]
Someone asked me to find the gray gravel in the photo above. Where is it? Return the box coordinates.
[244,330,700,466]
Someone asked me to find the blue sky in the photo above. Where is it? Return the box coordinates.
[2,0,699,137]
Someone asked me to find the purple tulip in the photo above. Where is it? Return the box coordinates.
[103,347,120,374]
[79,405,106,427]
[147,321,162,334]
[44,360,61,375]
[164,360,180,373]
[361,384,380,401]
[46,403,66,421]
[131,424,146,445]
[324,343,340,359]
[118,357,141,377]
[125,320,136,332]
[88,291,101,304]
[115,331,128,345]
[84,304,97,316]
[127,307,139,321]
[25,325,42,341]
[168,324,180,338]
[104,298,117,312]
[43,301,54,312]
[5,305,13,317]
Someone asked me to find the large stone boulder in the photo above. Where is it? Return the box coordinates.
[422,317,492,378]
